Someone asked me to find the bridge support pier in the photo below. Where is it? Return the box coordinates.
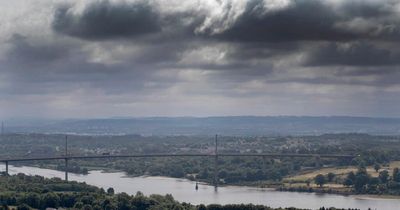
[315,156,322,169]
[65,158,68,181]
[214,154,218,189]
[214,135,218,190]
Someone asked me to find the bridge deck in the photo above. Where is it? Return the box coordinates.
[0,153,356,162]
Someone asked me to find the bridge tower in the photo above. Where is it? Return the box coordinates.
[315,155,322,169]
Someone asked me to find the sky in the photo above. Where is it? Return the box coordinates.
[1,0,400,119]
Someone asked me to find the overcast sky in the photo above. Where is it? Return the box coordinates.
[1,0,400,119]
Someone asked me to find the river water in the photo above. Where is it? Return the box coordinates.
[1,165,399,210]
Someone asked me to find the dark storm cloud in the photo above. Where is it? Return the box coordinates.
[305,42,400,67]
[48,0,400,67]
[339,0,393,18]
[5,1,400,95]
[1,34,180,96]
[5,0,400,118]
[209,0,400,42]
[50,0,400,44]
[212,0,351,42]
[52,0,161,40]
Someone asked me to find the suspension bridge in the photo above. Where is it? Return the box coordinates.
[0,135,357,188]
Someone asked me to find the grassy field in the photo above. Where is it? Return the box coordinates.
[281,161,400,190]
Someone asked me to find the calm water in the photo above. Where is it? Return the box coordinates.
[2,165,400,210]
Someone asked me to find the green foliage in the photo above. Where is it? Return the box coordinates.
[393,168,400,182]
[107,187,115,195]
[42,192,60,208]
[374,163,381,172]
[341,167,400,195]
[3,133,400,197]
[16,204,30,210]
[314,174,326,187]
[327,173,335,182]
[354,167,369,193]
[0,173,321,210]
[379,170,389,184]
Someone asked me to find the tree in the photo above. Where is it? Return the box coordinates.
[81,195,95,205]
[107,187,115,195]
[347,171,356,183]
[170,165,185,178]
[343,178,353,187]
[354,168,369,193]
[379,170,389,184]
[314,174,326,187]
[374,163,381,172]
[42,193,60,208]
[117,193,131,210]
[198,168,209,179]
[393,168,400,182]
[369,177,380,185]
[25,192,40,208]
[16,204,30,210]
[83,204,93,210]
[74,202,84,209]
[60,193,76,208]
[93,205,102,210]
[327,173,335,182]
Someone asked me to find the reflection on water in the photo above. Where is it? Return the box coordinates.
[1,165,399,210]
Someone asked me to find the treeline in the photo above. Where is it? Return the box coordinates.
[0,174,358,210]
[342,167,400,195]
[45,150,394,186]
[283,165,400,196]
[55,161,89,175]
[313,165,400,195]
[119,156,309,184]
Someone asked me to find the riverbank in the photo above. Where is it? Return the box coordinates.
[13,162,400,200]
[3,164,400,209]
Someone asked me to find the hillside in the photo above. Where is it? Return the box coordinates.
[5,116,400,135]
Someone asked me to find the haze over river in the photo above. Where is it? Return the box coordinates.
[1,165,399,210]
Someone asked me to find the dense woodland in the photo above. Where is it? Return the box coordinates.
[0,174,358,210]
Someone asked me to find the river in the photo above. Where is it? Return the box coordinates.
[1,165,399,210]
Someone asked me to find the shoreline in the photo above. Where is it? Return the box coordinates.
[10,164,400,200]
[352,194,400,200]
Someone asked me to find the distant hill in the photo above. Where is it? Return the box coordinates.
[4,116,400,136]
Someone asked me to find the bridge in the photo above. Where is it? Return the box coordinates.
[0,135,357,188]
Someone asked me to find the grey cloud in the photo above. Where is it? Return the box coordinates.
[208,0,400,42]
[4,0,400,118]
[1,35,179,96]
[50,0,400,44]
[6,34,71,65]
[339,0,394,18]
[305,42,400,67]
[52,0,161,40]
[212,0,350,42]
[226,42,299,60]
